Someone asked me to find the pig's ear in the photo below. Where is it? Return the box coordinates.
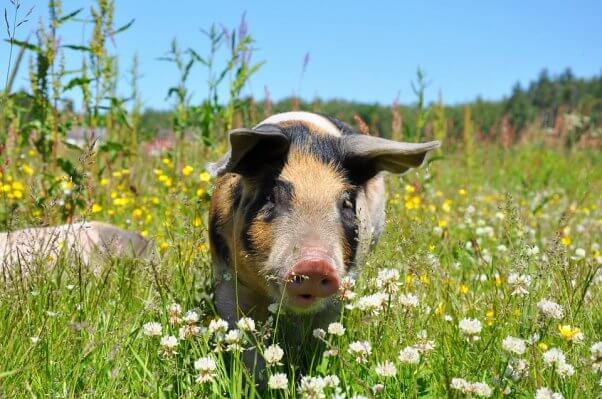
[208,124,290,177]
[344,135,440,178]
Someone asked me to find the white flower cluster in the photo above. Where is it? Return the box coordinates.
[535,387,564,399]
[194,356,217,384]
[399,293,420,308]
[501,335,526,355]
[348,341,372,363]
[375,268,400,293]
[459,318,482,341]
[450,378,493,397]
[356,292,388,315]
[591,341,602,372]
[542,348,575,378]
[398,346,421,364]
[296,374,340,398]
[374,361,397,377]
[263,344,284,366]
[507,273,531,296]
[537,299,564,320]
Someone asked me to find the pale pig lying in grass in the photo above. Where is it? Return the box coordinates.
[0,221,152,279]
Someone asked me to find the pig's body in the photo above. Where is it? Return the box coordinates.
[208,111,438,377]
[1,221,152,279]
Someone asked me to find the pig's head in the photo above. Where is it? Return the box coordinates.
[209,113,439,313]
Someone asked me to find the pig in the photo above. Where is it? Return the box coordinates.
[1,221,152,279]
[208,111,439,376]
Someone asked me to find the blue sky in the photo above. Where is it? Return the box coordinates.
[1,0,601,110]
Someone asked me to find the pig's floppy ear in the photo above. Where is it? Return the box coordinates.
[344,135,440,178]
[208,124,290,177]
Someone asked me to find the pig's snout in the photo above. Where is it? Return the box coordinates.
[285,258,340,308]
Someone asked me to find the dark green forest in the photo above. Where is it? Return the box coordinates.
[139,68,602,142]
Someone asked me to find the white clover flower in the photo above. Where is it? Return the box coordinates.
[312,328,326,339]
[208,318,229,334]
[348,341,372,363]
[268,303,283,314]
[167,303,182,325]
[268,373,288,390]
[142,321,162,337]
[398,346,421,364]
[414,340,436,354]
[556,362,574,377]
[179,324,202,339]
[356,292,388,315]
[535,387,564,399]
[505,358,529,381]
[526,245,540,256]
[298,376,326,398]
[590,341,602,372]
[194,356,217,383]
[537,299,565,320]
[372,383,385,394]
[574,248,586,259]
[263,344,284,366]
[507,273,531,296]
[327,322,346,336]
[450,378,470,392]
[469,382,492,397]
[159,335,178,355]
[236,317,256,332]
[502,336,526,355]
[338,276,356,301]
[183,310,200,324]
[543,348,566,366]
[459,318,482,340]
[450,378,492,397]
[375,361,397,377]
[376,268,400,292]
[399,293,420,308]
[160,335,178,348]
[323,375,340,388]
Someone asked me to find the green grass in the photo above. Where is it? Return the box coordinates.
[1,146,601,398]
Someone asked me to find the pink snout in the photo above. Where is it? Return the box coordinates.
[285,258,340,308]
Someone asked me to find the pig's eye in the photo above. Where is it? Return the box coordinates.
[339,192,356,218]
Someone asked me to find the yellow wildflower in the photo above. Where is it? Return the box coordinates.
[182,165,194,176]
[92,203,103,213]
[199,171,211,183]
[21,164,34,176]
[558,325,581,341]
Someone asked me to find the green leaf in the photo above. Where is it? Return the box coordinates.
[63,77,93,92]
[58,8,83,24]
[4,38,41,52]
[112,18,135,35]
[61,44,92,52]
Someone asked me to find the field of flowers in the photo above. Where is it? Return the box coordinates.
[1,143,601,398]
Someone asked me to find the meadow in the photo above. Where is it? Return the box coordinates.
[1,144,601,398]
[1,2,602,398]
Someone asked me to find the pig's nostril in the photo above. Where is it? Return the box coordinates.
[321,278,331,286]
